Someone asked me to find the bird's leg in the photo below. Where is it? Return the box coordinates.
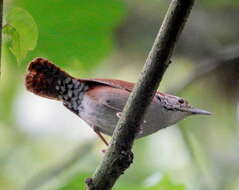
[93,126,109,146]
[116,112,144,135]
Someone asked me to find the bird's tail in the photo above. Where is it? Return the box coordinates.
[25,57,72,100]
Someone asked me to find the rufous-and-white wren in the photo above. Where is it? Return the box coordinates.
[25,58,211,145]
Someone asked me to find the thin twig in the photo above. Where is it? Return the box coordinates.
[86,0,195,190]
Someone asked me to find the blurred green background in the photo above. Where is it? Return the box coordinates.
[1,0,239,190]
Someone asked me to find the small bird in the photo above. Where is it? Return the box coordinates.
[25,58,211,145]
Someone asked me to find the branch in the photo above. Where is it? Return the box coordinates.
[86,0,195,190]
[0,0,3,77]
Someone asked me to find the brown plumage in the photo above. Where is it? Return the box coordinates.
[25,58,72,100]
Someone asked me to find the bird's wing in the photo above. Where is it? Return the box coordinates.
[85,85,129,111]
[82,78,167,99]
[82,78,135,92]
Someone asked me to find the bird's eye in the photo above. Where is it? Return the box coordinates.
[178,99,184,104]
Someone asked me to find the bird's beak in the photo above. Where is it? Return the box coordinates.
[187,107,212,115]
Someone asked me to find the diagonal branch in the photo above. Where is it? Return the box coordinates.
[86,0,195,190]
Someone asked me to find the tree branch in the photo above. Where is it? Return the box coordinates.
[86,0,195,190]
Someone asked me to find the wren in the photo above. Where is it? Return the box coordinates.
[25,58,211,145]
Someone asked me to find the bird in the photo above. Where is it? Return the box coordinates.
[25,57,211,145]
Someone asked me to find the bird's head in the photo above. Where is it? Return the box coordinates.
[156,93,211,126]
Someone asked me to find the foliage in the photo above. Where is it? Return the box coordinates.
[15,0,126,71]
[4,7,38,63]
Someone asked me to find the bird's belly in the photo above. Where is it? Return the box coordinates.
[136,108,169,138]
[79,95,169,137]
[79,96,118,136]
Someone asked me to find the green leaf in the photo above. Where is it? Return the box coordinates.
[3,24,21,61]
[5,7,38,63]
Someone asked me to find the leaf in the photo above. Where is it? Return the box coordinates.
[3,24,21,60]
[5,7,38,63]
